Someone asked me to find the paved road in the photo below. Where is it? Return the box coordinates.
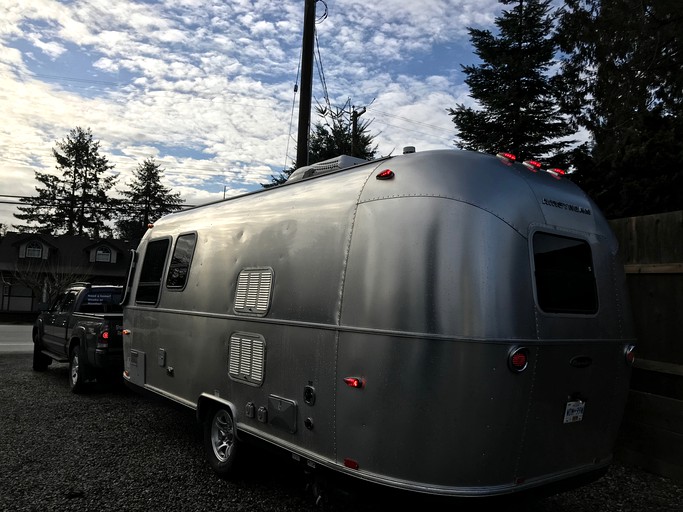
[0,323,33,353]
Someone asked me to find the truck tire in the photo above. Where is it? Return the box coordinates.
[69,345,86,394]
[204,406,239,477]
[32,330,51,372]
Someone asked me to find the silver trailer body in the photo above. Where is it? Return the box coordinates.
[122,149,635,496]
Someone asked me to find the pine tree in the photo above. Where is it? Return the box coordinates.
[116,158,184,241]
[14,127,117,237]
[448,0,574,162]
[264,102,378,187]
[556,0,683,217]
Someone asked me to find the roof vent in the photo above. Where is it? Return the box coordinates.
[287,155,367,182]
[403,146,416,154]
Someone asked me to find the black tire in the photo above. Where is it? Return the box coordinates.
[32,330,51,372]
[203,406,239,477]
[69,345,86,394]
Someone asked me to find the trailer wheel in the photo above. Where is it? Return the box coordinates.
[69,345,86,394]
[32,331,51,372]
[204,406,238,477]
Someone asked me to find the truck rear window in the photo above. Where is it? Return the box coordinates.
[533,233,598,314]
[80,290,123,313]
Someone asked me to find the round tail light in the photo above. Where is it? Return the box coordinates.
[508,347,529,372]
[624,345,636,366]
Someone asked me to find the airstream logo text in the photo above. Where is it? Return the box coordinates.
[542,198,592,216]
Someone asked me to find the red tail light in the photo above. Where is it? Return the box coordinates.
[97,330,110,349]
[508,347,529,372]
[624,345,636,366]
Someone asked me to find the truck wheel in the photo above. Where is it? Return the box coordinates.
[69,345,86,394]
[32,330,51,372]
[204,406,239,477]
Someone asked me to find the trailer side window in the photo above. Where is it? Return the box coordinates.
[234,268,273,316]
[533,233,598,314]
[136,239,170,305]
[166,233,197,290]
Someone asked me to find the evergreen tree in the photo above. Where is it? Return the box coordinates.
[116,158,184,241]
[557,0,683,218]
[14,127,117,237]
[308,104,377,164]
[448,0,575,162]
[264,102,378,187]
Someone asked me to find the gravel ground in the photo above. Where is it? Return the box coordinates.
[1,353,681,512]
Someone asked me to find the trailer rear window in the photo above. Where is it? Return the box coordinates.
[533,233,598,314]
[136,239,170,305]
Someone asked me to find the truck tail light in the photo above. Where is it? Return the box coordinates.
[97,330,110,349]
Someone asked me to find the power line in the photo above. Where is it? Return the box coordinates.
[367,107,454,135]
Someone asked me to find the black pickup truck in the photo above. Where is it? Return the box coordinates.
[32,283,124,393]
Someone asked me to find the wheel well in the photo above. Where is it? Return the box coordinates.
[68,337,81,355]
[197,395,239,432]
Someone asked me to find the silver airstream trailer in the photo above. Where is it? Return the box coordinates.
[122,148,635,497]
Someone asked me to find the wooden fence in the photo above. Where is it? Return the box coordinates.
[609,210,683,483]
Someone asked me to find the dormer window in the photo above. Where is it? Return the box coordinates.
[26,241,43,259]
[96,246,112,263]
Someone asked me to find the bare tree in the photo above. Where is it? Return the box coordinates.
[11,257,91,308]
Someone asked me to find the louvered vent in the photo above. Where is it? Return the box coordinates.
[234,268,273,316]
[228,333,266,386]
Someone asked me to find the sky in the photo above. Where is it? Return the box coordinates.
[0,0,505,233]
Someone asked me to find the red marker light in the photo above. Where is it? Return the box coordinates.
[376,169,395,180]
[546,168,565,180]
[497,152,517,162]
[523,160,542,171]
[343,377,364,388]
[101,331,109,340]
[344,458,360,470]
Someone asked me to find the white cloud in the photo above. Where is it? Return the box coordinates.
[0,0,510,230]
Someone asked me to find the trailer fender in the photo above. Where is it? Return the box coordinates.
[196,394,240,437]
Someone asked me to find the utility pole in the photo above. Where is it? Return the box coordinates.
[351,106,366,157]
[296,0,317,169]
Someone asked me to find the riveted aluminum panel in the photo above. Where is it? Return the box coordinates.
[122,149,634,497]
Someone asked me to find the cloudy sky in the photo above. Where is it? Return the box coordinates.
[1,0,504,231]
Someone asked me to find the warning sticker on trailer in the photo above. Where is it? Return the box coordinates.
[564,400,585,424]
